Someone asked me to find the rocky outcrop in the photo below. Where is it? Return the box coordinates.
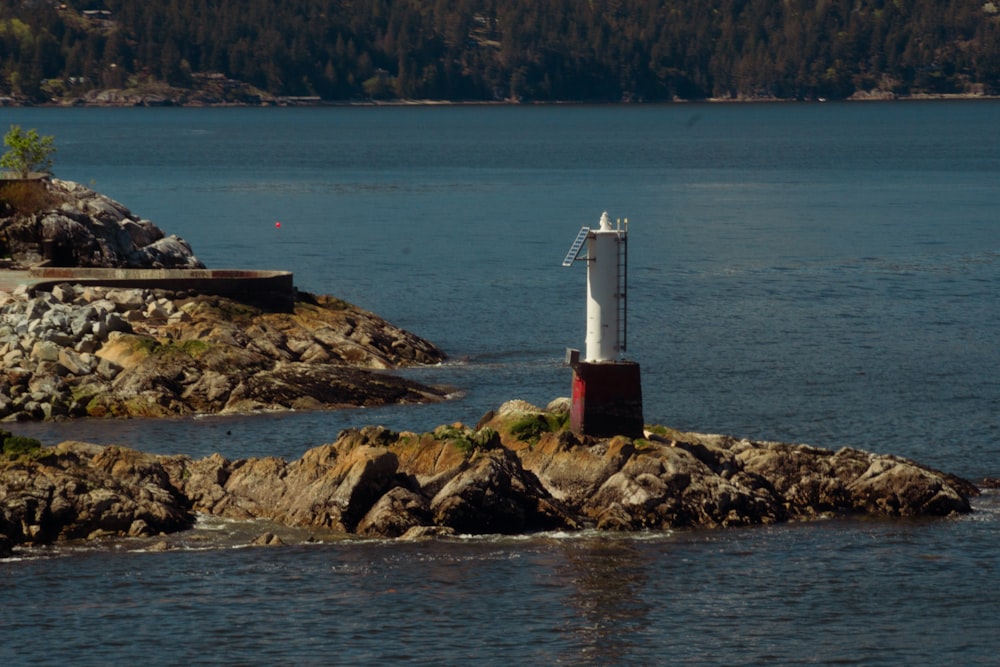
[0,282,447,420]
[0,400,979,556]
[0,178,203,269]
[0,440,192,551]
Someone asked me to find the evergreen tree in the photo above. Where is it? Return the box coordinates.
[0,0,997,102]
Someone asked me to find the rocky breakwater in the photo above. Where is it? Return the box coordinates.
[0,401,980,556]
[0,282,447,420]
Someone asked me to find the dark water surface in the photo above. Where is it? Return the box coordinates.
[2,102,998,665]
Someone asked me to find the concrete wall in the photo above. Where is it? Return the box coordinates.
[29,267,296,311]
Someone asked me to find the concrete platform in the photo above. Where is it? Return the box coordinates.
[9,267,296,311]
[0,270,36,292]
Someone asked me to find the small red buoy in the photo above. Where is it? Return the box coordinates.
[275,221,282,229]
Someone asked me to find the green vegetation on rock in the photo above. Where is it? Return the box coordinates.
[1,430,43,459]
[431,424,501,455]
[506,412,568,444]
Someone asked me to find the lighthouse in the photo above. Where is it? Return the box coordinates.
[563,212,644,438]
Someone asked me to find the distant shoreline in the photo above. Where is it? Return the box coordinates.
[3,91,998,109]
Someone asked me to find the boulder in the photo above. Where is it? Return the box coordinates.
[355,486,432,538]
[279,443,400,531]
[518,431,635,507]
[429,447,579,534]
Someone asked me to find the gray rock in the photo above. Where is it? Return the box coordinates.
[134,235,203,269]
[31,340,60,362]
[0,276,446,423]
[23,298,49,322]
[58,348,94,376]
[96,357,123,380]
[4,179,204,269]
[3,348,23,366]
[122,219,164,248]
[40,330,76,347]
[106,289,146,311]
[104,313,132,334]
[69,309,96,339]
[50,283,77,304]
[75,335,100,354]
[356,486,432,538]
[88,298,117,317]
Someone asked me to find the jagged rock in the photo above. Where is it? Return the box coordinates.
[517,431,635,507]
[30,340,60,362]
[251,532,285,547]
[121,219,163,248]
[355,486,432,538]
[1,179,204,269]
[0,404,980,552]
[581,444,785,529]
[131,235,202,269]
[399,525,457,540]
[0,440,192,546]
[429,447,579,534]
[731,440,978,517]
[57,348,93,376]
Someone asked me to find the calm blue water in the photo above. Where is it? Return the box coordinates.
[2,103,999,665]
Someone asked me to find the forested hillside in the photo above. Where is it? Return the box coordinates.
[1,0,998,103]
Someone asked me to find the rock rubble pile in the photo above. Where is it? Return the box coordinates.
[0,282,447,421]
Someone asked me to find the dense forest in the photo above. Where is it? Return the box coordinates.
[1,0,999,103]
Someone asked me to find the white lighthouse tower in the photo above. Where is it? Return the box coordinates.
[563,211,643,438]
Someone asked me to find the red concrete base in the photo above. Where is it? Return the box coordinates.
[570,361,644,438]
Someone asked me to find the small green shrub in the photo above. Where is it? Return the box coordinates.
[2,432,43,458]
[508,415,543,442]
[433,424,474,454]
[505,411,570,445]
[1,125,56,178]
[433,424,500,455]
[135,337,160,354]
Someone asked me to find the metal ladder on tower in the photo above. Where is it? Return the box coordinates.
[562,226,590,267]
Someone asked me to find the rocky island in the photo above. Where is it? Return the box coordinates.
[0,178,984,557]
[0,399,981,557]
